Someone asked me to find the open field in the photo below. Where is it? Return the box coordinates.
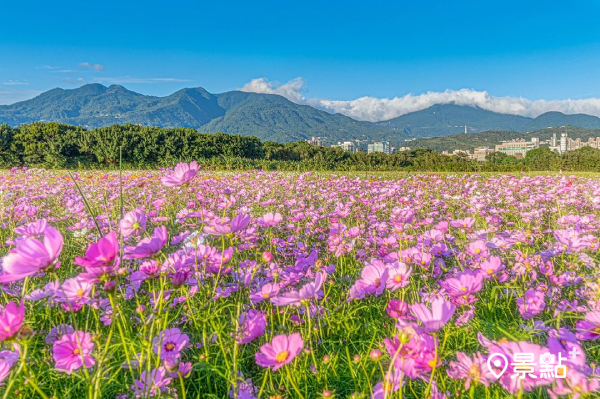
[1,166,600,398]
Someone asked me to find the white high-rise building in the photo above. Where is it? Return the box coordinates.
[560,133,568,153]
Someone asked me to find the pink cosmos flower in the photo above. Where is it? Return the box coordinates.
[124,226,168,259]
[410,297,456,332]
[447,352,495,389]
[153,328,189,360]
[203,214,251,236]
[53,331,96,374]
[385,262,412,291]
[0,302,25,342]
[0,225,63,282]
[55,277,93,308]
[271,272,326,307]
[549,369,600,399]
[0,349,19,383]
[355,259,389,297]
[255,333,304,371]
[24,280,59,301]
[14,219,47,237]
[119,210,147,238]
[161,161,199,187]
[250,282,280,304]
[441,271,483,297]
[516,289,546,319]
[386,299,409,319]
[258,212,283,227]
[479,256,505,278]
[576,311,600,340]
[236,309,266,344]
[74,231,120,282]
[450,217,475,229]
[133,367,172,397]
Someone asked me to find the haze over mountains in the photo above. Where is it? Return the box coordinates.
[2,84,600,143]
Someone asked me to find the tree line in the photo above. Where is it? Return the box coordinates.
[1,122,599,172]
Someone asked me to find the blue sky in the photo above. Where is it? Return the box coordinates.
[2,0,600,120]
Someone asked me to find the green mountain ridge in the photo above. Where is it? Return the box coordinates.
[376,103,532,137]
[2,84,600,143]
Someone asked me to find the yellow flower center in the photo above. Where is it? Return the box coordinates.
[394,275,403,283]
[487,268,493,274]
[276,351,289,363]
[165,343,176,351]
[474,248,480,254]
[262,292,270,298]
[469,364,481,379]
[77,289,85,297]
[73,348,81,355]
[132,222,141,230]
[374,278,381,286]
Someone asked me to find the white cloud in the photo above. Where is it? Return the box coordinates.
[240,77,308,104]
[240,77,600,121]
[1,80,28,86]
[0,89,42,105]
[93,76,191,84]
[63,77,87,85]
[79,62,105,72]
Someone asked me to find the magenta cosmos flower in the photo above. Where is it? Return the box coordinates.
[133,367,172,397]
[271,272,326,307]
[203,214,251,236]
[0,302,25,342]
[161,161,199,187]
[74,231,120,282]
[385,262,412,291]
[119,210,147,238]
[124,226,168,259]
[410,297,456,332]
[236,309,266,344]
[516,289,546,319]
[53,331,96,374]
[576,311,600,340]
[441,271,483,297]
[255,333,304,371]
[0,225,63,282]
[14,219,47,237]
[0,349,19,383]
[447,351,495,389]
[153,328,189,360]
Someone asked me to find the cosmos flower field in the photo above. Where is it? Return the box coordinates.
[1,164,600,399]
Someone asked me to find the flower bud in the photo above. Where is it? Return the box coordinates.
[369,349,382,361]
[103,281,116,293]
[262,251,274,263]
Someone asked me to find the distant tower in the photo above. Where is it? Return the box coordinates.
[464,125,467,134]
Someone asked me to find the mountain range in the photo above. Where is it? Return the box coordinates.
[2,84,600,143]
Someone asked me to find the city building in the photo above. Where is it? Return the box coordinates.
[307,136,324,147]
[367,141,391,154]
[560,133,568,153]
[396,146,411,152]
[567,136,600,151]
[331,141,356,152]
[495,139,540,157]
[471,146,495,162]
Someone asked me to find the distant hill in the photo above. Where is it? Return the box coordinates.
[0,84,393,143]
[406,126,600,152]
[3,84,600,143]
[521,111,600,131]
[375,104,532,137]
